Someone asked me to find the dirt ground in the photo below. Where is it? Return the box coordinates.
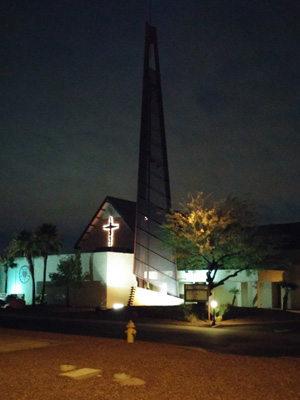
[0,328,299,400]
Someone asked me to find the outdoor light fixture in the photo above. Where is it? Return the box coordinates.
[211,300,217,309]
[211,300,218,326]
[113,303,124,309]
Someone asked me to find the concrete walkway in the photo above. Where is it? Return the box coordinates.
[0,334,52,352]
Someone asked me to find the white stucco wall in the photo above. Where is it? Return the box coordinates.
[177,268,300,310]
[133,287,183,306]
[4,253,111,306]
[177,269,259,307]
[4,254,298,310]
[105,252,136,309]
[6,254,74,305]
[2,252,182,308]
[81,252,107,284]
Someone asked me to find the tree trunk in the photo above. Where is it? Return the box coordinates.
[27,257,35,306]
[66,286,70,307]
[41,255,48,304]
[4,270,8,293]
[231,295,236,306]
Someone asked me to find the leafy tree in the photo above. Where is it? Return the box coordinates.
[162,193,268,296]
[0,254,17,293]
[35,223,62,305]
[49,253,85,307]
[9,230,40,306]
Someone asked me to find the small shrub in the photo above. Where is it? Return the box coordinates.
[217,303,230,318]
[185,313,199,323]
[179,303,193,318]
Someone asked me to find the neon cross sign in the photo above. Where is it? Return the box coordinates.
[103,216,119,247]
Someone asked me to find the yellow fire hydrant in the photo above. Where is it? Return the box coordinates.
[125,320,136,343]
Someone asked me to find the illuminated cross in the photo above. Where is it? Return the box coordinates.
[103,216,119,247]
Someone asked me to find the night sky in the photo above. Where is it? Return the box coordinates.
[1,0,299,251]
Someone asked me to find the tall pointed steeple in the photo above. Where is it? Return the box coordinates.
[134,23,178,296]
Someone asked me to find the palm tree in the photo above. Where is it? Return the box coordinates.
[0,254,17,293]
[9,230,40,306]
[280,280,299,311]
[35,223,62,305]
[229,287,241,306]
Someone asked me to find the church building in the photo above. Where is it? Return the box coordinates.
[1,24,182,309]
[1,24,299,312]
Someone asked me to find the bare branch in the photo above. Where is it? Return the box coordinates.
[211,268,246,290]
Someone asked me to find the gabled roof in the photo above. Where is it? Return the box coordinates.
[105,196,136,231]
[74,196,136,249]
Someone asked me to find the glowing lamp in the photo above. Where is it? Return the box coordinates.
[211,300,218,309]
[113,303,124,309]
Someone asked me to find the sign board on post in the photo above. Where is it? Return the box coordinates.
[184,284,209,302]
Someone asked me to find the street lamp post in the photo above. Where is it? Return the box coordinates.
[211,300,217,326]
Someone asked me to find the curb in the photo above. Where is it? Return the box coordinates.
[213,319,300,328]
